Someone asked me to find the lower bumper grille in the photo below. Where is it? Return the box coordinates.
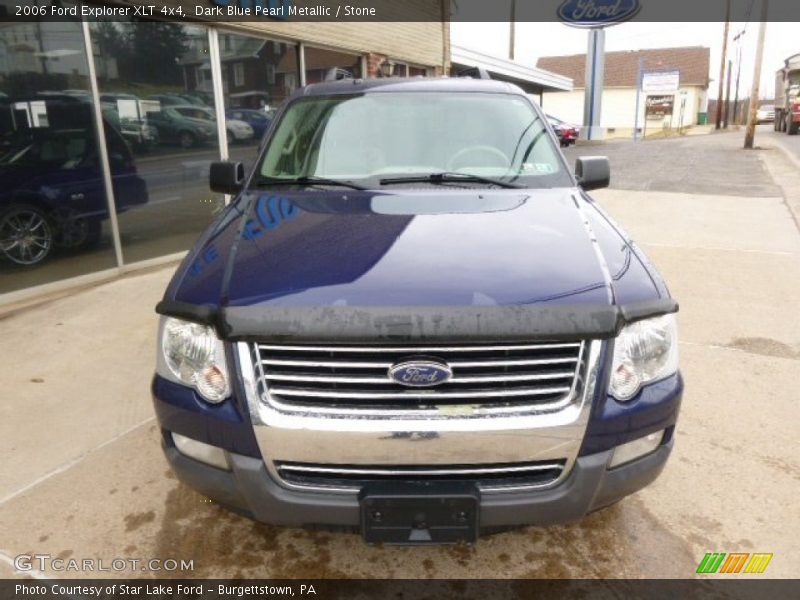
[274,460,566,492]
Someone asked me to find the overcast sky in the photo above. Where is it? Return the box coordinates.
[451,21,798,100]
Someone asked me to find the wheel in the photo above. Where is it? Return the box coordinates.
[57,215,102,250]
[226,129,235,146]
[0,204,54,266]
[179,131,196,149]
[788,120,799,136]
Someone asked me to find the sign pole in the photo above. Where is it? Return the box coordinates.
[633,57,644,141]
[583,28,606,141]
[558,0,641,141]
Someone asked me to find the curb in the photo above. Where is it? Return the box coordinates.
[760,141,800,234]
[768,138,800,172]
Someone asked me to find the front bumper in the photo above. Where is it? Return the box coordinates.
[161,435,673,529]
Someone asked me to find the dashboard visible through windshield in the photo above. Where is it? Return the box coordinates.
[256,91,572,189]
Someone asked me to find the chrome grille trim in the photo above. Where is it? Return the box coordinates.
[257,342,582,353]
[238,340,604,493]
[258,357,578,369]
[251,340,585,413]
[274,461,566,493]
[263,371,576,384]
[266,386,573,400]
[280,462,563,477]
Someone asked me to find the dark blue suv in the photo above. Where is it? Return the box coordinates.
[153,78,682,544]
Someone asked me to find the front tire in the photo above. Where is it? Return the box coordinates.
[789,119,799,136]
[0,204,54,266]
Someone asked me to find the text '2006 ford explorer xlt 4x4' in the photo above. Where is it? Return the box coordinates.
[152,78,682,544]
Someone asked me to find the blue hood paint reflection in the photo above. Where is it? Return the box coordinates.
[165,187,661,309]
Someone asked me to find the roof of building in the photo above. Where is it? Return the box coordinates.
[536,46,711,89]
[451,45,573,92]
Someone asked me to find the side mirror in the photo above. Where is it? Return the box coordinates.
[575,156,610,191]
[209,161,244,195]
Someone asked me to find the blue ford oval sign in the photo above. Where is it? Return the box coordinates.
[389,361,452,387]
[557,0,641,27]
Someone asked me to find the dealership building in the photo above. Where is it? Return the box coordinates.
[537,46,711,136]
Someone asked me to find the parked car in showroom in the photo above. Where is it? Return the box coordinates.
[153,78,681,544]
[0,98,148,266]
[547,114,580,147]
[145,105,218,149]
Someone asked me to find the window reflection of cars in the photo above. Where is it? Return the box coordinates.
[100,97,158,153]
[0,126,148,266]
[172,105,254,144]
[146,94,189,107]
[145,106,218,149]
[226,109,272,139]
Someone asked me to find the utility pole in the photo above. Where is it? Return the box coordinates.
[744,0,769,149]
[724,59,733,128]
[715,0,731,129]
[732,30,745,124]
[509,0,516,60]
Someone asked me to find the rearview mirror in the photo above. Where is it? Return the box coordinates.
[209,161,244,195]
[575,156,610,191]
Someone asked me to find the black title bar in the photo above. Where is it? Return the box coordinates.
[2,0,800,23]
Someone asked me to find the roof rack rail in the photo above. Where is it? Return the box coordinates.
[324,67,354,82]
[455,66,492,80]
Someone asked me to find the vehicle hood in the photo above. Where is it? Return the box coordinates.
[168,187,661,310]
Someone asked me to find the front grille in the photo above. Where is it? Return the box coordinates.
[251,341,584,410]
[274,460,566,492]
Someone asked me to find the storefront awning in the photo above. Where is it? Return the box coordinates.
[450,45,573,95]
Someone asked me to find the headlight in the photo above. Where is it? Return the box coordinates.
[609,314,678,401]
[157,317,230,403]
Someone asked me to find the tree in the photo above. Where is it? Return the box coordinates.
[125,23,188,86]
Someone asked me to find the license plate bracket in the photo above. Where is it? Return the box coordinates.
[359,481,479,545]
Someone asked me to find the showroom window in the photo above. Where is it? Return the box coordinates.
[0,15,433,303]
[218,31,300,169]
[0,20,118,294]
[89,19,223,265]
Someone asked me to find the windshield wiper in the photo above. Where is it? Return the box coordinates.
[379,172,521,189]
[255,175,367,191]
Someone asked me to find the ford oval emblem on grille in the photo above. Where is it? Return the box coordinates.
[389,360,452,387]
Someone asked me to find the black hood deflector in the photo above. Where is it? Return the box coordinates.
[155,298,678,343]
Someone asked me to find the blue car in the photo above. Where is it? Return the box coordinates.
[225,109,272,139]
[0,96,148,266]
[152,77,682,544]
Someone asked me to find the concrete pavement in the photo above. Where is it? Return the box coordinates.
[1,131,798,579]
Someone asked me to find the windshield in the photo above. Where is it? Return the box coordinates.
[256,92,571,188]
[175,107,214,121]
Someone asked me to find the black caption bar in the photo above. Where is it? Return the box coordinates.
[3,579,800,600]
[3,0,800,23]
